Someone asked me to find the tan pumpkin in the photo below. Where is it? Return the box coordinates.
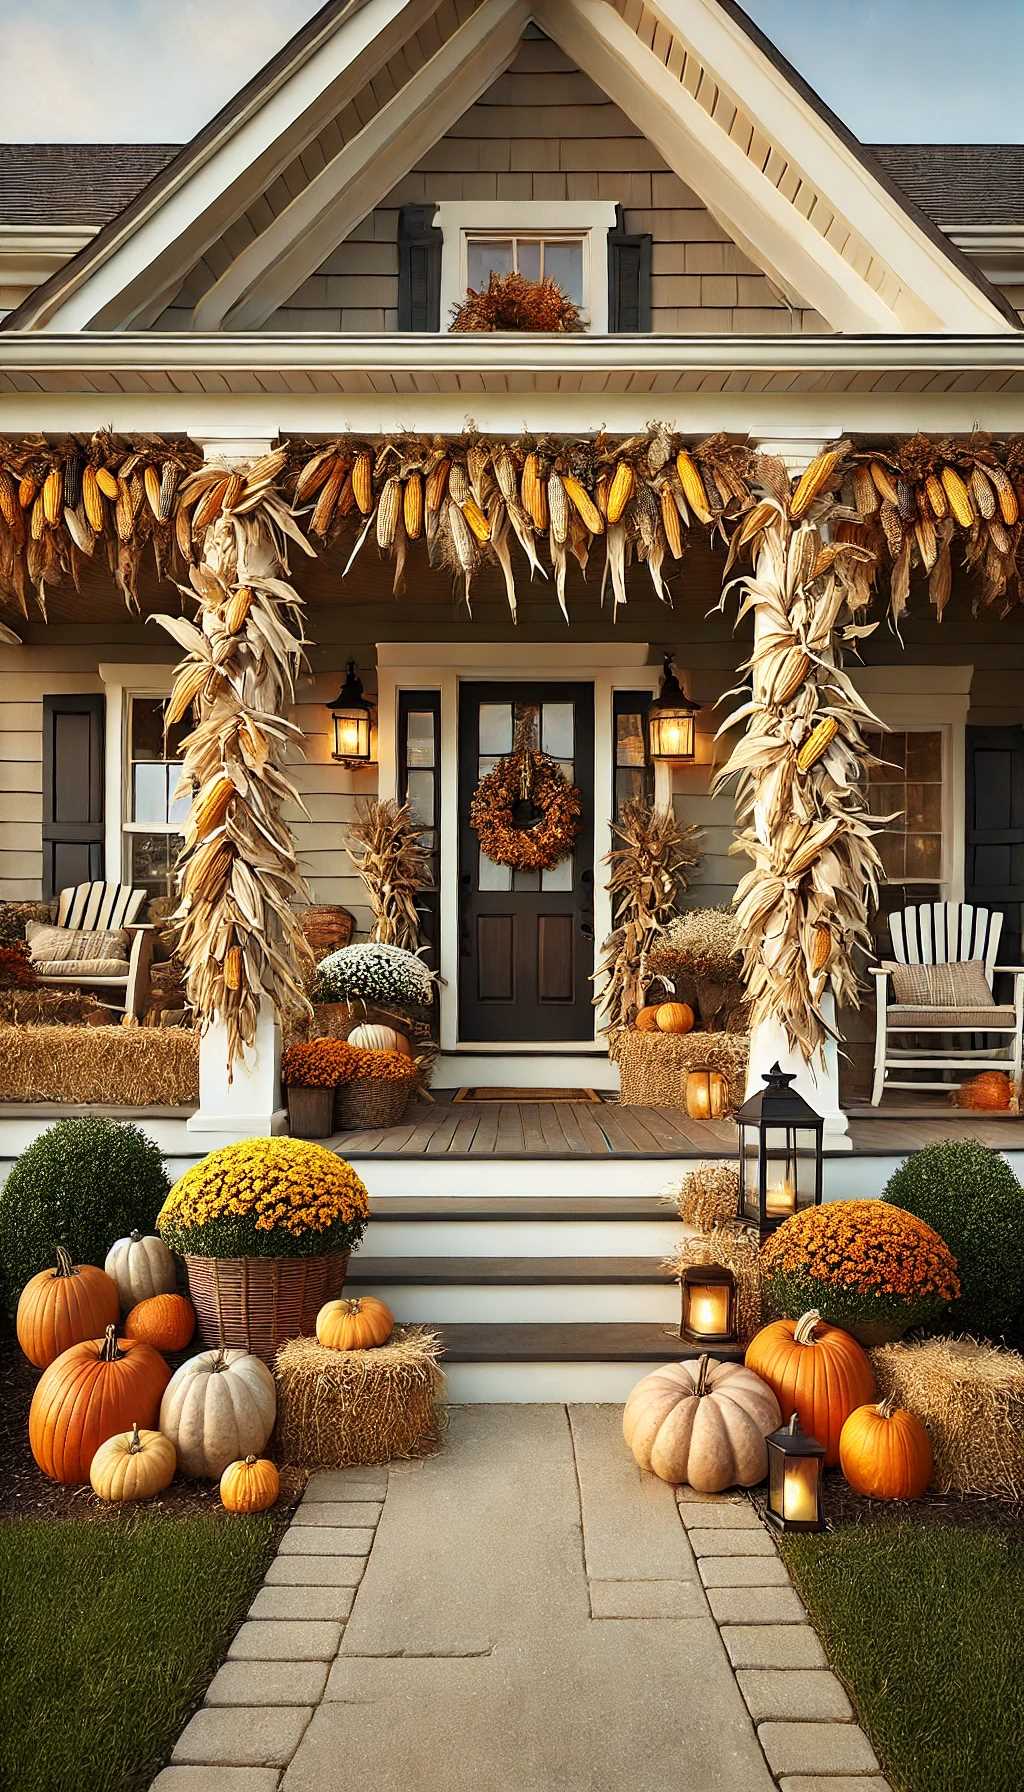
[655,1002,695,1035]
[159,1348,276,1479]
[348,1023,411,1056]
[316,1294,394,1351]
[104,1230,177,1310]
[623,1354,782,1490]
[125,1293,195,1353]
[90,1422,177,1503]
[634,1005,661,1032]
[684,1069,731,1121]
[839,1395,933,1500]
[16,1247,120,1369]
[745,1309,876,1465]
[220,1454,281,1513]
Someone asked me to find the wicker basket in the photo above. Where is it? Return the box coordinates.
[299,904,355,961]
[334,1077,413,1131]
[184,1251,349,1364]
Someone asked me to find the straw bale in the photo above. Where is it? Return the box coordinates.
[274,1327,445,1467]
[663,1223,763,1344]
[611,1029,748,1109]
[870,1335,1024,1499]
[0,1023,198,1105]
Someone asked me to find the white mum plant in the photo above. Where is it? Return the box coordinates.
[314,942,434,1007]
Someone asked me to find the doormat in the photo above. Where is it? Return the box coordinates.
[452,1086,603,1103]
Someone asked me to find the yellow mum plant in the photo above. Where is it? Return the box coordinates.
[158,1137,370,1261]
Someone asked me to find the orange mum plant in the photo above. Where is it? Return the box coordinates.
[761,1199,960,1342]
[282,1037,417,1088]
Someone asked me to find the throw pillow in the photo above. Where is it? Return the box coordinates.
[890,959,995,1008]
[26,922,129,968]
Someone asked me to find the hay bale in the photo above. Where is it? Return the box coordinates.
[870,1336,1024,1500]
[274,1327,445,1467]
[663,1224,763,1345]
[611,1029,748,1109]
[0,1024,199,1105]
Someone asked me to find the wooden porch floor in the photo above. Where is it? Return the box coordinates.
[333,1098,1024,1159]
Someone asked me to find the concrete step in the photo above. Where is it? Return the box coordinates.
[362,1210,684,1258]
[347,1255,678,1322]
[435,1321,743,1402]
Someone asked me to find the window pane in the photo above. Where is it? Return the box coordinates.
[616,712,646,767]
[518,239,541,282]
[405,709,436,767]
[128,832,177,897]
[513,867,540,892]
[868,783,904,820]
[467,238,512,288]
[905,782,942,831]
[616,767,646,813]
[541,702,573,758]
[133,762,168,824]
[543,239,583,304]
[541,858,573,892]
[478,849,511,892]
[130,697,166,761]
[406,768,434,827]
[479,704,512,755]
[906,731,942,780]
[167,772,192,827]
[906,833,942,878]
[878,830,906,880]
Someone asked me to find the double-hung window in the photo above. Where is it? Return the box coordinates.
[122,696,190,897]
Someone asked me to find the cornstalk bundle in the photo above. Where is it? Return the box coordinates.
[713,448,886,1060]
[345,797,431,950]
[594,798,702,1032]
[152,448,315,1073]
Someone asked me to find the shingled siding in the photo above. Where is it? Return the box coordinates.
[152,38,824,334]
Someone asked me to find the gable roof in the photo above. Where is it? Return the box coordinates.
[1,0,1018,334]
[871,144,1024,228]
[0,144,178,227]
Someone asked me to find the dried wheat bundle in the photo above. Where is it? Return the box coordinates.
[594,798,701,1032]
[713,454,887,1060]
[664,1160,742,1230]
[0,1023,198,1105]
[152,448,315,1074]
[870,1336,1024,1499]
[346,797,431,951]
[663,1224,764,1344]
[645,906,748,1030]
[274,1327,445,1467]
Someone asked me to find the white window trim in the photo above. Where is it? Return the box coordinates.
[435,202,618,334]
[853,668,971,902]
[99,664,177,886]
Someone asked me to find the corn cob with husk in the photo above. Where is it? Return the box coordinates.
[940,466,975,527]
[403,473,424,540]
[606,461,634,526]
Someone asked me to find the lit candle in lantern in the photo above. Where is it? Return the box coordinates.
[765,1178,796,1218]
[690,1285,731,1337]
[766,1414,825,1532]
[782,1456,820,1524]
[680,1266,736,1344]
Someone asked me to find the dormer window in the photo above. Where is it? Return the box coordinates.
[465,234,585,309]
[436,202,618,333]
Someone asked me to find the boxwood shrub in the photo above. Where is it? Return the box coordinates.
[883,1138,1024,1340]
[0,1116,169,1312]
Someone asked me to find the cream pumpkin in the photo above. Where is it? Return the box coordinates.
[623,1354,782,1491]
[347,1023,411,1056]
[159,1347,276,1479]
[90,1423,177,1503]
[104,1230,177,1310]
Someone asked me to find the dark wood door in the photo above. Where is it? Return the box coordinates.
[966,725,1024,973]
[458,683,595,1042]
[41,694,105,897]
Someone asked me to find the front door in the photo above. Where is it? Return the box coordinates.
[458,682,595,1042]
[966,724,1024,968]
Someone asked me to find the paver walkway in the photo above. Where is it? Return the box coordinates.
[158,1405,888,1792]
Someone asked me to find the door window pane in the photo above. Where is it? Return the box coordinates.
[542,858,574,892]
[405,768,434,827]
[405,709,436,766]
[616,711,646,766]
[479,704,513,756]
[541,702,574,759]
[478,849,511,892]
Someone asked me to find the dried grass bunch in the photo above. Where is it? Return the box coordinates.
[713,449,885,1060]
[595,798,701,1033]
[449,272,583,334]
[346,797,431,951]
[666,1160,741,1230]
[153,448,315,1075]
[0,1023,198,1106]
[646,906,747,1030]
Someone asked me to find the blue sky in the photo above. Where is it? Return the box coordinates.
[0,1,1021,143]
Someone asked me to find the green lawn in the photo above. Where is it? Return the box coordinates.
[781,1517,1024,1792]
[0,1513,278,1792]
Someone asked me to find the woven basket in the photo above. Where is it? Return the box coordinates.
[184,1251,349,1365]
[334,1077,412,1131]
[299,904,355,961]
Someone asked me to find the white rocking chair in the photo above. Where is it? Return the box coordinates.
[34,881,155,1021]
[871,900,1024,1105]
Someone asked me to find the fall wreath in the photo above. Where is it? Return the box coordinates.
[470,710,582,873]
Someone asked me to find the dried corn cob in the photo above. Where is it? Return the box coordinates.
[175,505,193,560]
[192,774,235,839]
[869,461,900,506]
[547,471,569,546]
[851,464,879,517]
[376,476,402,549]
[0,470,16,527]
[311,459,346,535]
[790,447,843,521]
[985,461,1019,526]
[62,455,83,509]
[795,716,838,773]
[42,467,63,526]
[563,474,603,534]
[192,474,230,534]
[969,465,996,521]
[221,471,245,513]
[143,465,163,520]
[157,461,179,522]
[81,465,105,530]
[294,451,337,503]
[810,924,833,972]
[425,457,450,513]
[165,660,212,726]
[30,491,46,540]
[114,481,135,543]
[675,450,712,523]
[462,497,491,543]
[352,451,374,514]
[606,461,634,525]
[772,651,811,705]
[403,472,423,540]
[659,485,683,557]
[448,463,470,506]
[95,467,119,501]
[183,835,233,900]
[924,473,948,520]
[224,945,242,992]
[940,466,975,528]
[225,586,253,634]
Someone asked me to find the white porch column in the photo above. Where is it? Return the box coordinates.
[744,428,852,1150]
[185,429,288,1145]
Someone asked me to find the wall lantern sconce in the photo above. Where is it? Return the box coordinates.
[328,661,374,765]
[765,1413,826,1533]
[679,1264,737,1345]
[736,1062,824,1239]
[648,655,700,763]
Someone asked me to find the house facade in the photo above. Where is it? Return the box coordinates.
[2,0,1024,1158]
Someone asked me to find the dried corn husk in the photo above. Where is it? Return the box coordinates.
[345,797,432,951]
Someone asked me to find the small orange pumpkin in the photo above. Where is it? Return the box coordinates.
[29,1324,171,1484]
[655,1002,695,1035]
[316,1295,394,1352]
[839,1394,933,1500]
[685,1069,731,1120]
[954,1071,1013,1111]
[634,1005,661,1032]
[16,1247,120,1369]
[125,1293,196,1353]
[745,1308,876,1465]
[220,1454,281,1513]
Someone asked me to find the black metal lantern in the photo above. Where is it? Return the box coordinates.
[736,1062,824,1237]
[680,1264,737,1345]
[328,661,374,765]
[648,655,701,764]
[765,1413,826,1532]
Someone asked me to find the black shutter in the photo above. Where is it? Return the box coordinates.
[607,204,652,332]
[41,694,105,897]
[398,204,442,331]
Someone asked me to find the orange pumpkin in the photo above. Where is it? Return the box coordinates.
[655,1002,695,1035]
[839,1394,933,1500]
[634,1005,661,1032]
[220,1454,281,1513]
[316,1295,394,1352]
[16,1247,120,1369]
[125,1293,195,1353]
[29,1324,171,1484]
[745,1308,876,1465]
[685,1069,731,1120]
[954,1071,1013,1111]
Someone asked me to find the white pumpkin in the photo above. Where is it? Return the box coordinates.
[159,1347,276,1479]
[104,1230,177,1311]
[347,1023,410,1055]
[623,1354,782,1491]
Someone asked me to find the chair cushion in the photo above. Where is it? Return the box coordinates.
[889,959,994,1009]
[33,959,130,980]
[889,1004,1017,1029]
[26,921,129,968]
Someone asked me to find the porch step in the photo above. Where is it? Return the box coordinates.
[436,1321,743,1402]
[348,1254,677,1323]
[349,1255,667,1282]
